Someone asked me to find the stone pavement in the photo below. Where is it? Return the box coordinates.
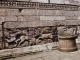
[5,45,80,60]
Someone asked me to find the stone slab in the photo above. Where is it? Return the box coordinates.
[6,9,19,16]
[5,16,17,22]
[40,16,65,20]
[24,16,40,22]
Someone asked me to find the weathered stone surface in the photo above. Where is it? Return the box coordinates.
[64,11,78,16]
[40,10,53,16]
[0,16,4,24]
[17,16,24,21]
[24,16,40,22]
[78,16,80,20]
[0,43,56,56]
[5,16,17,22]
[31,21,40,27]
[6,9,19,16]
[31,0,48,3]
[4,21,29,28]
[65,20,78,25]
[4,22,16,28]
[50,0,64,4]
[65,16,78,20]
[40,16,65,20]
[53,10,65,16]
[0,49,12,56]
[0,9,6,16]
[56,20,65,25]
[39,20,47,26]
[46,21,54,26]
[19,9,39,16]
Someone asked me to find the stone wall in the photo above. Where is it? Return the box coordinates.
[0,1,79,49]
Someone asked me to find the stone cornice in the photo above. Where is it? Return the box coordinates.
[0,1,79,10]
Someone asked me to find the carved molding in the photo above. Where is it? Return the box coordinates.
[0,1,79,10]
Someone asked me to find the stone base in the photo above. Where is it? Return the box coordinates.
[58,47,78,52]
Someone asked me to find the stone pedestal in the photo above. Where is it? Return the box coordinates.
[58,35,78,52]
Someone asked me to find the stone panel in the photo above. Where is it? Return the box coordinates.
[40,16,65,20]
[5,16,17,21]
[0,9,6,16]
[6,9,19,16]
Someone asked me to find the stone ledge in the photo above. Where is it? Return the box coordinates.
[0,43,57,57]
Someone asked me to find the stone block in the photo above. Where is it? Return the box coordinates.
[39,20,47,26]
[19,9,39,16]
[6,9,19,16]
[31,0,48,3]
[40,16,65,20]
[64,0,70,4]
[24,16,40,22]
[65,20,78,25]
[27,21,32,27]
[4,22,16,28]
[5,16,17,22]
[46,21,53,26]
[17,16,24,21]
[0,16,4,24]
[50,0,64,4]
[40,10,53,16]
[40,16,54,21]
[0,9,6,16]
[65,16,78,20]
[55,20,65,26]
[31,21,40,27]
[78,16,80,20]
[14,22,28,28]
[55,16,65,20]
[53,10,65,16]
[64,11,78,17]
